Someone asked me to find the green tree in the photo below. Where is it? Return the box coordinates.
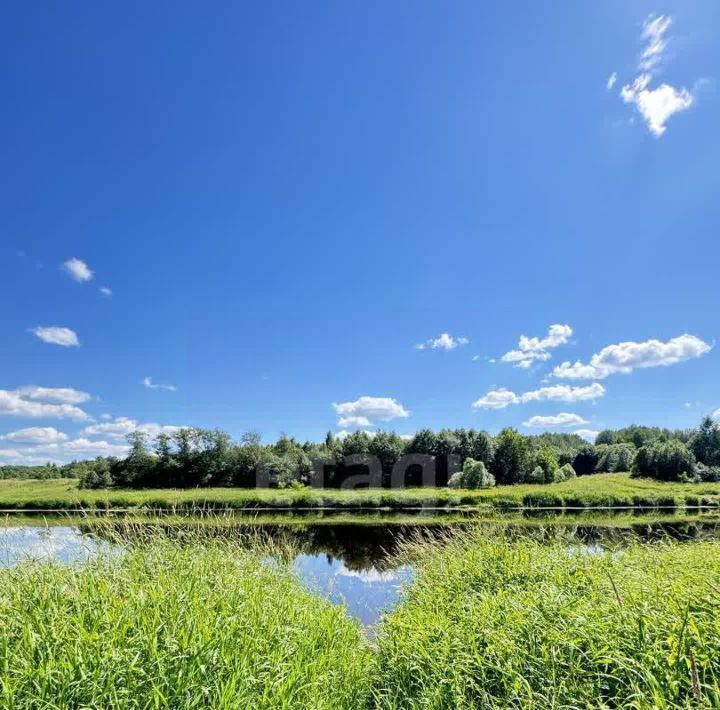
[633,440,696,481]
[689,416,720,466]
[490,428,529,484]
[528,446,559,483]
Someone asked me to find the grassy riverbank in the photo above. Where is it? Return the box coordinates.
[372,532,720,707]
[0,536,370,708]
[2,528,720,707]
[2,473,720,511]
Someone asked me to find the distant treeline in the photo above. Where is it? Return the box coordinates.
[3,417,720,489]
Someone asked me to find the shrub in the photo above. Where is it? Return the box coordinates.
[572,445,599,475]
[553,463,576,483]
[447,471,464,489]
[633,440,696,481]
[595,443,636,473]
[527,446,559,483]
[526,466,546,484]
[696,463,720,483]
[458,458,496,489]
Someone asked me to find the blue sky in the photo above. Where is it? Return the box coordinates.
[1,1,719,464]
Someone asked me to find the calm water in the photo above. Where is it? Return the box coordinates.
[3,513,720,625]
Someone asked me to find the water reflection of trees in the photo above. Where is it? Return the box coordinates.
[77,518,720,572]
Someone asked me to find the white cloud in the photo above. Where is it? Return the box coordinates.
[619,15,694,136]
[333,396,409,428]
[62,258,93,282]
[99,287,112,297]
[416,333,469,351]
[607,72,617,89]
[713,408,720,420]
[0,427,68,444]
[621,77,693,136]
[32,326,80,347]
[0,448,65,466]
[142,377,177,392]
[553,334,711,380]
[0,437,129,465]
[522,383,606,403]
[473,383,605,410]
[60,438,129,457]
[523,413,589,428]
[338,415,372,428]
[0,389,89,420]
[14,386,91,405]
[82,417,184,440]
[472,389,521,410]
[574,429,600,443]
[501,324,572,369]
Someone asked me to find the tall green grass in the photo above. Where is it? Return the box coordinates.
[372,531,720,708]
[0,531,370,709]
[3,524,720,707]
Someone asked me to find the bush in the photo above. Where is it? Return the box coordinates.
[78,459,113,489]
[449,458,496,489]
[553,463,576,483]
[572,446,599,475]
[633,440,696,481]
[595,443,636,473]
[447,471,464,489]
[527,446,559,484]
[526,466,546,484]
[696,463,720,483]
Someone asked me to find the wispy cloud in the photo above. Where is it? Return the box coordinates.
[607,72,617,89]
[32,326,80,347]
[62,258,93,282]
[142,377,177,392]
[553,334,711,380]
[501,324,572,369]
[522,412,589,428]
[14,386,90,405]
[473,383,605,410]
[99,287,112,297]
[416,333,469,351]
[619,15,695,136]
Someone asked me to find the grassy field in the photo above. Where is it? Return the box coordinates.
[2,473,720,511]
[2,527,720,707]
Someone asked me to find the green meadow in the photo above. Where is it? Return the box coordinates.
[2,473,720,511]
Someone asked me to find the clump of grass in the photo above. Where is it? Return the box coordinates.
[0,528,371,709]
[371,529,720,708]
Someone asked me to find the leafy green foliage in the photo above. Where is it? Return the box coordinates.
[527,445,559,483]
[490,428,529,484]
[633,439,697,481]
[448,459,495,489]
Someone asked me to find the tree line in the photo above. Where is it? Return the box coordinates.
[3,417,719,489]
